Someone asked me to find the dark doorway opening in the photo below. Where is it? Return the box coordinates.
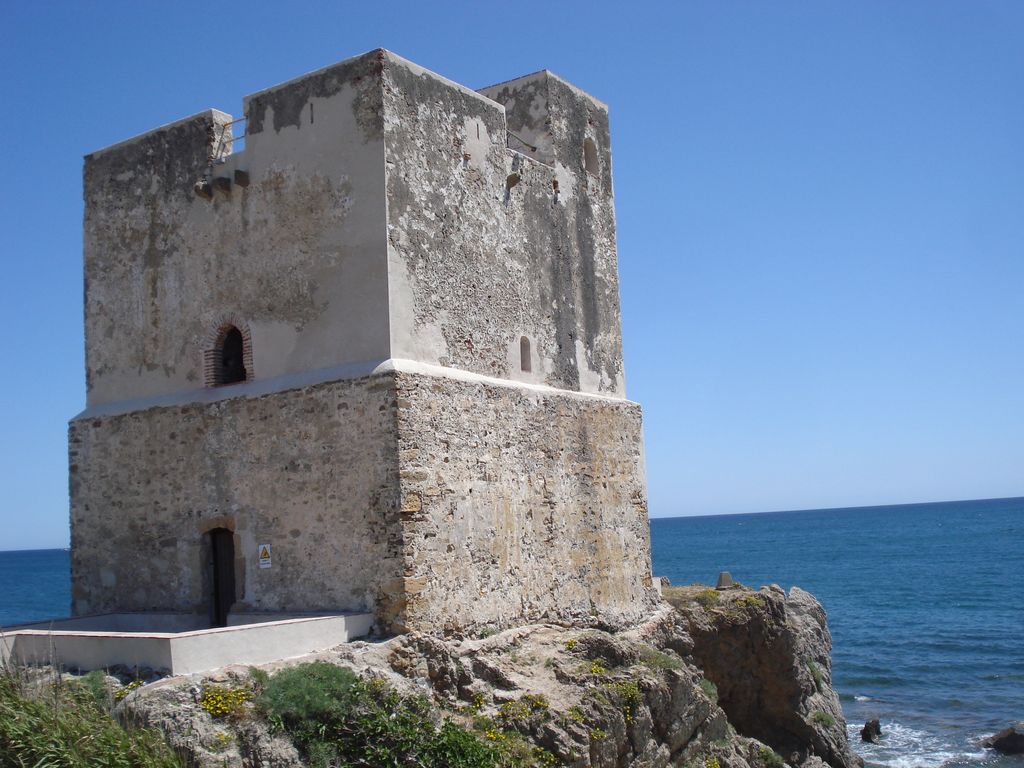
[219,326,247,385]
[209,528,236,627]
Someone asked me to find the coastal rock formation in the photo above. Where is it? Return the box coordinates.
[982,726,1024,755]
[860,719,882,743]
[663,585,861,768]
[113,588,860,768]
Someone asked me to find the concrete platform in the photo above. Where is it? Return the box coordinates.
[0,612,374,675]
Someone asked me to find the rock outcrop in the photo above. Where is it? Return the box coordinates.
[982,726,1024,755]
[663,585,861,768]
[114,586,861,768]
[859,720,881,743]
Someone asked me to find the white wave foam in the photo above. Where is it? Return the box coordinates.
[854,695,872,702]
[850,720,989,768]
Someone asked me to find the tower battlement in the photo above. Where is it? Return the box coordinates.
[72,50,654,634]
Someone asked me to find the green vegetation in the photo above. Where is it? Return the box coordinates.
[811,710,836,728]
[806,659,823,691]
[733,594,765,609]
[698,678,719,703]
[257,661,551,767]
[760,746,786,768]
[0,664,182,767]
[696,589,721,609]
[199,682,252,718]
[705,756,721,768]
[639,646,684,671]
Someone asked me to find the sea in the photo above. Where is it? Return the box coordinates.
[1,497,1021,768]
[652,496,1023,768]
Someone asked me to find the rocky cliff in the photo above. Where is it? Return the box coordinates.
[117,585,862,768]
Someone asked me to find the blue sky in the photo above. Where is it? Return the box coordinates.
[1,1,1022,550]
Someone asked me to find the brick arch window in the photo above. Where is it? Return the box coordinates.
[203,318,253,387]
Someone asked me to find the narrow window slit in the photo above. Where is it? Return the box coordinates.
[520,336,532,373]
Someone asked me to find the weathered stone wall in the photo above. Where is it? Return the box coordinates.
[73,51,653,636]
[69,374,402,618]
[83,51,388,408]
[387,370,656,633]
[383,55,626,396]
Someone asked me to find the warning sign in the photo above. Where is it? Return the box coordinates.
[258,543,272,569]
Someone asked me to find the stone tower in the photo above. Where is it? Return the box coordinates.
[71,49,656,633]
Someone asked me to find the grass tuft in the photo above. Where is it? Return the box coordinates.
[0,662,182,766]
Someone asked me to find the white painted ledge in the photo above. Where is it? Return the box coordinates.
[73,358,634,421]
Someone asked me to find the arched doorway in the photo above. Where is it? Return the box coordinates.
[218,326,247,385]
[207,528,236,627]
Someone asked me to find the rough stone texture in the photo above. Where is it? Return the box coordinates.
[113,593,861,768]
[71,367,654,632]
[859,719,881,743]
[665,585,863,768]
[70,374,401,618]
[982,726,1024,755]
[82,51,389,408]
[389,371,656,633]
[72,49,653,634]
[386,60,625,395]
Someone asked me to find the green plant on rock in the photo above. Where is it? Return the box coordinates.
[588,727,607,742]
[114,678,144,702]
[0,665,182,767]
[806,659,823,691]
[564,705,586,724]
[259,661,522,767]
[497,694,549,727]
[639,646,684,671]
[199,683,251,719]
[760,746,786,768]
[733,594,765,609]
[698,678,719,703]
[605,679,642,725]
[811,710,836,728]
[696,589,721,609]
[705,756,721,768]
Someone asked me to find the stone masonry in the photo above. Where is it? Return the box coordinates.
[71,49,657,633]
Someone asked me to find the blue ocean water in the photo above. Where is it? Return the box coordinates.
[652,497,1024,768]
[0,548,70,627]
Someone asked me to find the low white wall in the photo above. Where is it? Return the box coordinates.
[1,613,374,675]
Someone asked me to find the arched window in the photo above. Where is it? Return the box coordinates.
[583,138,599,176]
[203,319,253,387]
[520,336,532,373]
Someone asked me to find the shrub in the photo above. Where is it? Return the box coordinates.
[811,710,836,728]
[258,661,357,734]
[258,662,510,767]
[760,746,786,768]
[696,589,721,609]
[733,594,765,609]
[114,678,144,702]
[806,660,823,691]
[639,646,684,671]
[0,666,181,767]
[199,683,251,719]
[699,678,719,703]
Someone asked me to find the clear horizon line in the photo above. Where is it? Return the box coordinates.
[649,493,1024,521]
